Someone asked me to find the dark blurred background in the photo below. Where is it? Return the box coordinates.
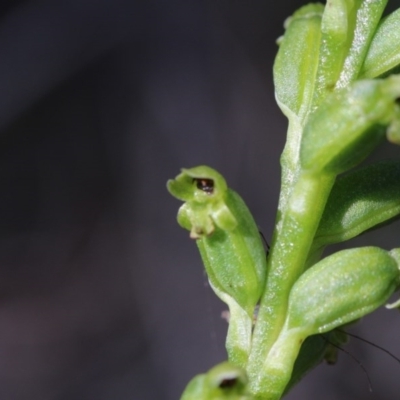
[1,1,400,399]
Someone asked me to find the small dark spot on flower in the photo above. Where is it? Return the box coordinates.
[219,377,238,389]
[194,178,214,194]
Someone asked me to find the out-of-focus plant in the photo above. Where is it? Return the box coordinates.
[167,1,400,399]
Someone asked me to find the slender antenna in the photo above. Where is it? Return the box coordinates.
[258,230,270,255]
[323,335,373,392]
[336,328,400,364]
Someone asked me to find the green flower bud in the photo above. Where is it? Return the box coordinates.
[180,362,252,400]
[311,0,355,108]
[286,247,400,336]
[167,166,267,316]
[361,8,400,79]
[262,247,399,396]
[300,75,400,175]
[334,0,388,88]
[274,3,323,124]
[386,248,400,309]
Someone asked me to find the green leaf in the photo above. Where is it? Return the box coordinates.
[313,161,400,251]
[361,8,400,78]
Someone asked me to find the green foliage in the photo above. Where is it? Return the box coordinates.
[168,1,400,399]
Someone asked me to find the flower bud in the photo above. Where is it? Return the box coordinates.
[286,247,400,336]
[180,362,251,400]
[300,75,400,175]
[274,3,323,124]
[361,8,400,79]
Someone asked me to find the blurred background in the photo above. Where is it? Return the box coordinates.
[0,0,400,399]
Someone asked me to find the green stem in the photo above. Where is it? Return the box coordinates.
[254,327,305,400]
[246,170,335,399]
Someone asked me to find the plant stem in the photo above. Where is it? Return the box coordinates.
[246,169,335,399]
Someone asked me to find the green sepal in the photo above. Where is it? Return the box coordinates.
[300,75,400,175]
[274,3,323,124]
[286,247,400,336]
[180,362,252,400]
[361,8,400,79]
[312,161,400,252]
